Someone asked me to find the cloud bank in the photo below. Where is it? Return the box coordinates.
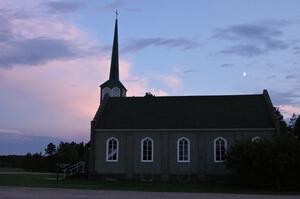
[214,22,289,57]
[122,37,199,53]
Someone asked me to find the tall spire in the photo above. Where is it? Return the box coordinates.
[100,12,127,101]
[109,15,119,81]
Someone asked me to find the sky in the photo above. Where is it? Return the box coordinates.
[1,0,300,154]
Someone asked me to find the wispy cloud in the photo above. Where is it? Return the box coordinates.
[100,0,124,11]
[285,74,297,79]
[277,104,300,118]
[271,89,300,118]
[0,0,169,142]
[122,37,199,53]
[213,22,289,57]
[0,38,79,67]
[98,0,141,13]
[0,10,96,68]
[0,129,21,134]
[220,63,234,68]
[43,1,85,14]
[293,46,300,55]
[272,91,300,105]
[158,74,182,90]
[0,131,64,155]
[182,69,196,74]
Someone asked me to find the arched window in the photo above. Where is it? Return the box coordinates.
[251,136,262,143]
[141,137,153,162]
[112,87,120,97]
[106,137,119,162]
[102,87,111,99]
[177,137,190,163]
[214,137,227,163]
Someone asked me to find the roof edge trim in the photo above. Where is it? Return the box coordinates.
[94,128,276,132]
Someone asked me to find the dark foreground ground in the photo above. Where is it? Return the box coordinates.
[1,186,300,199]
[0,173,292,194]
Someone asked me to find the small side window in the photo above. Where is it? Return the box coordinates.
[112,87,121,97]
[214,137,227,163]
[177,137,190,163]
[106,137,119,162]
[102,87,111,99]
[251,136,262,143]
[141,137,154,162]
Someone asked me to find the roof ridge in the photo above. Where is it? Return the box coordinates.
[110,94,263,99]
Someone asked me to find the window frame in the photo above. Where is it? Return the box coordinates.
[140,137,154,163]
[105,137,119,162]
[213,137,227,163]
[251,136,262,143]
[177,137,190,163]
[102,87,111,99]
[112,87,121,97]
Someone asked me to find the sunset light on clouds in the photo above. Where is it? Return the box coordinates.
[0,0,300,154]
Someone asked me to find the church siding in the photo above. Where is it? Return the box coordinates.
[161,132,169,181]
[133,133,162,175]
[197,133,207,179]
[91,129,275,181]
[94,132,126,174]
[125,134,134,179]
[169,133,197,175]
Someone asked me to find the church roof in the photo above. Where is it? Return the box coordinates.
[93,92,275,130]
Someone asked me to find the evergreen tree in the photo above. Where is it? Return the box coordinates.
[45,142,56,156]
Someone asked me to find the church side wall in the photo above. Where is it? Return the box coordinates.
[94,133,126,174]
[92,129,274,181]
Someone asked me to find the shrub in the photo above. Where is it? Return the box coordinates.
[226,135,300,190]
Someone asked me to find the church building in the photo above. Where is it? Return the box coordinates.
[89,18,280,181]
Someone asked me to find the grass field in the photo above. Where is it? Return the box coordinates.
[0,167,25,172]
[0,173,299,194]
[0,173,247,193]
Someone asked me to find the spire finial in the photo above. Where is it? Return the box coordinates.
[115,10,118,20]
[109,13,119,81]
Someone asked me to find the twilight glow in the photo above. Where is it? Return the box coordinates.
[0,0,300,154]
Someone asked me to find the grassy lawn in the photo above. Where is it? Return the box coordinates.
[0,173,299,194]
[0,167,25,172]
[0,173,241,193]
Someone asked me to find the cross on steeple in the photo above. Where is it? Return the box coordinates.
[115,10,118,19]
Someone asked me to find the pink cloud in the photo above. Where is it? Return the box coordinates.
[158,74,182,90]
[1,53,167,141]
[0,2,169,141]
[277,104,300,119]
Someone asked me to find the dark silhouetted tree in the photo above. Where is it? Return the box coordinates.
[56,142,80,164]
[227,135,300,190]
[275,107,288,135]
[45,142,56,156]
[292,115,300,139]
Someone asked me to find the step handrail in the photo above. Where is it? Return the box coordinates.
[63,161,86,179]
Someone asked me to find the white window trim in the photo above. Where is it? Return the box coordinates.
[141,137,154,163]
[213,137,227,163]
[105,137,119,162]
[112,87,121,97]
[177,137,190,163]
[102,87,111,99]
[251,136,262,142]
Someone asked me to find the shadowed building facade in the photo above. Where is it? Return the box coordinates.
[89,18,280,181]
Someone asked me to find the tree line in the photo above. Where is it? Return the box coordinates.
[0,142,89,172]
